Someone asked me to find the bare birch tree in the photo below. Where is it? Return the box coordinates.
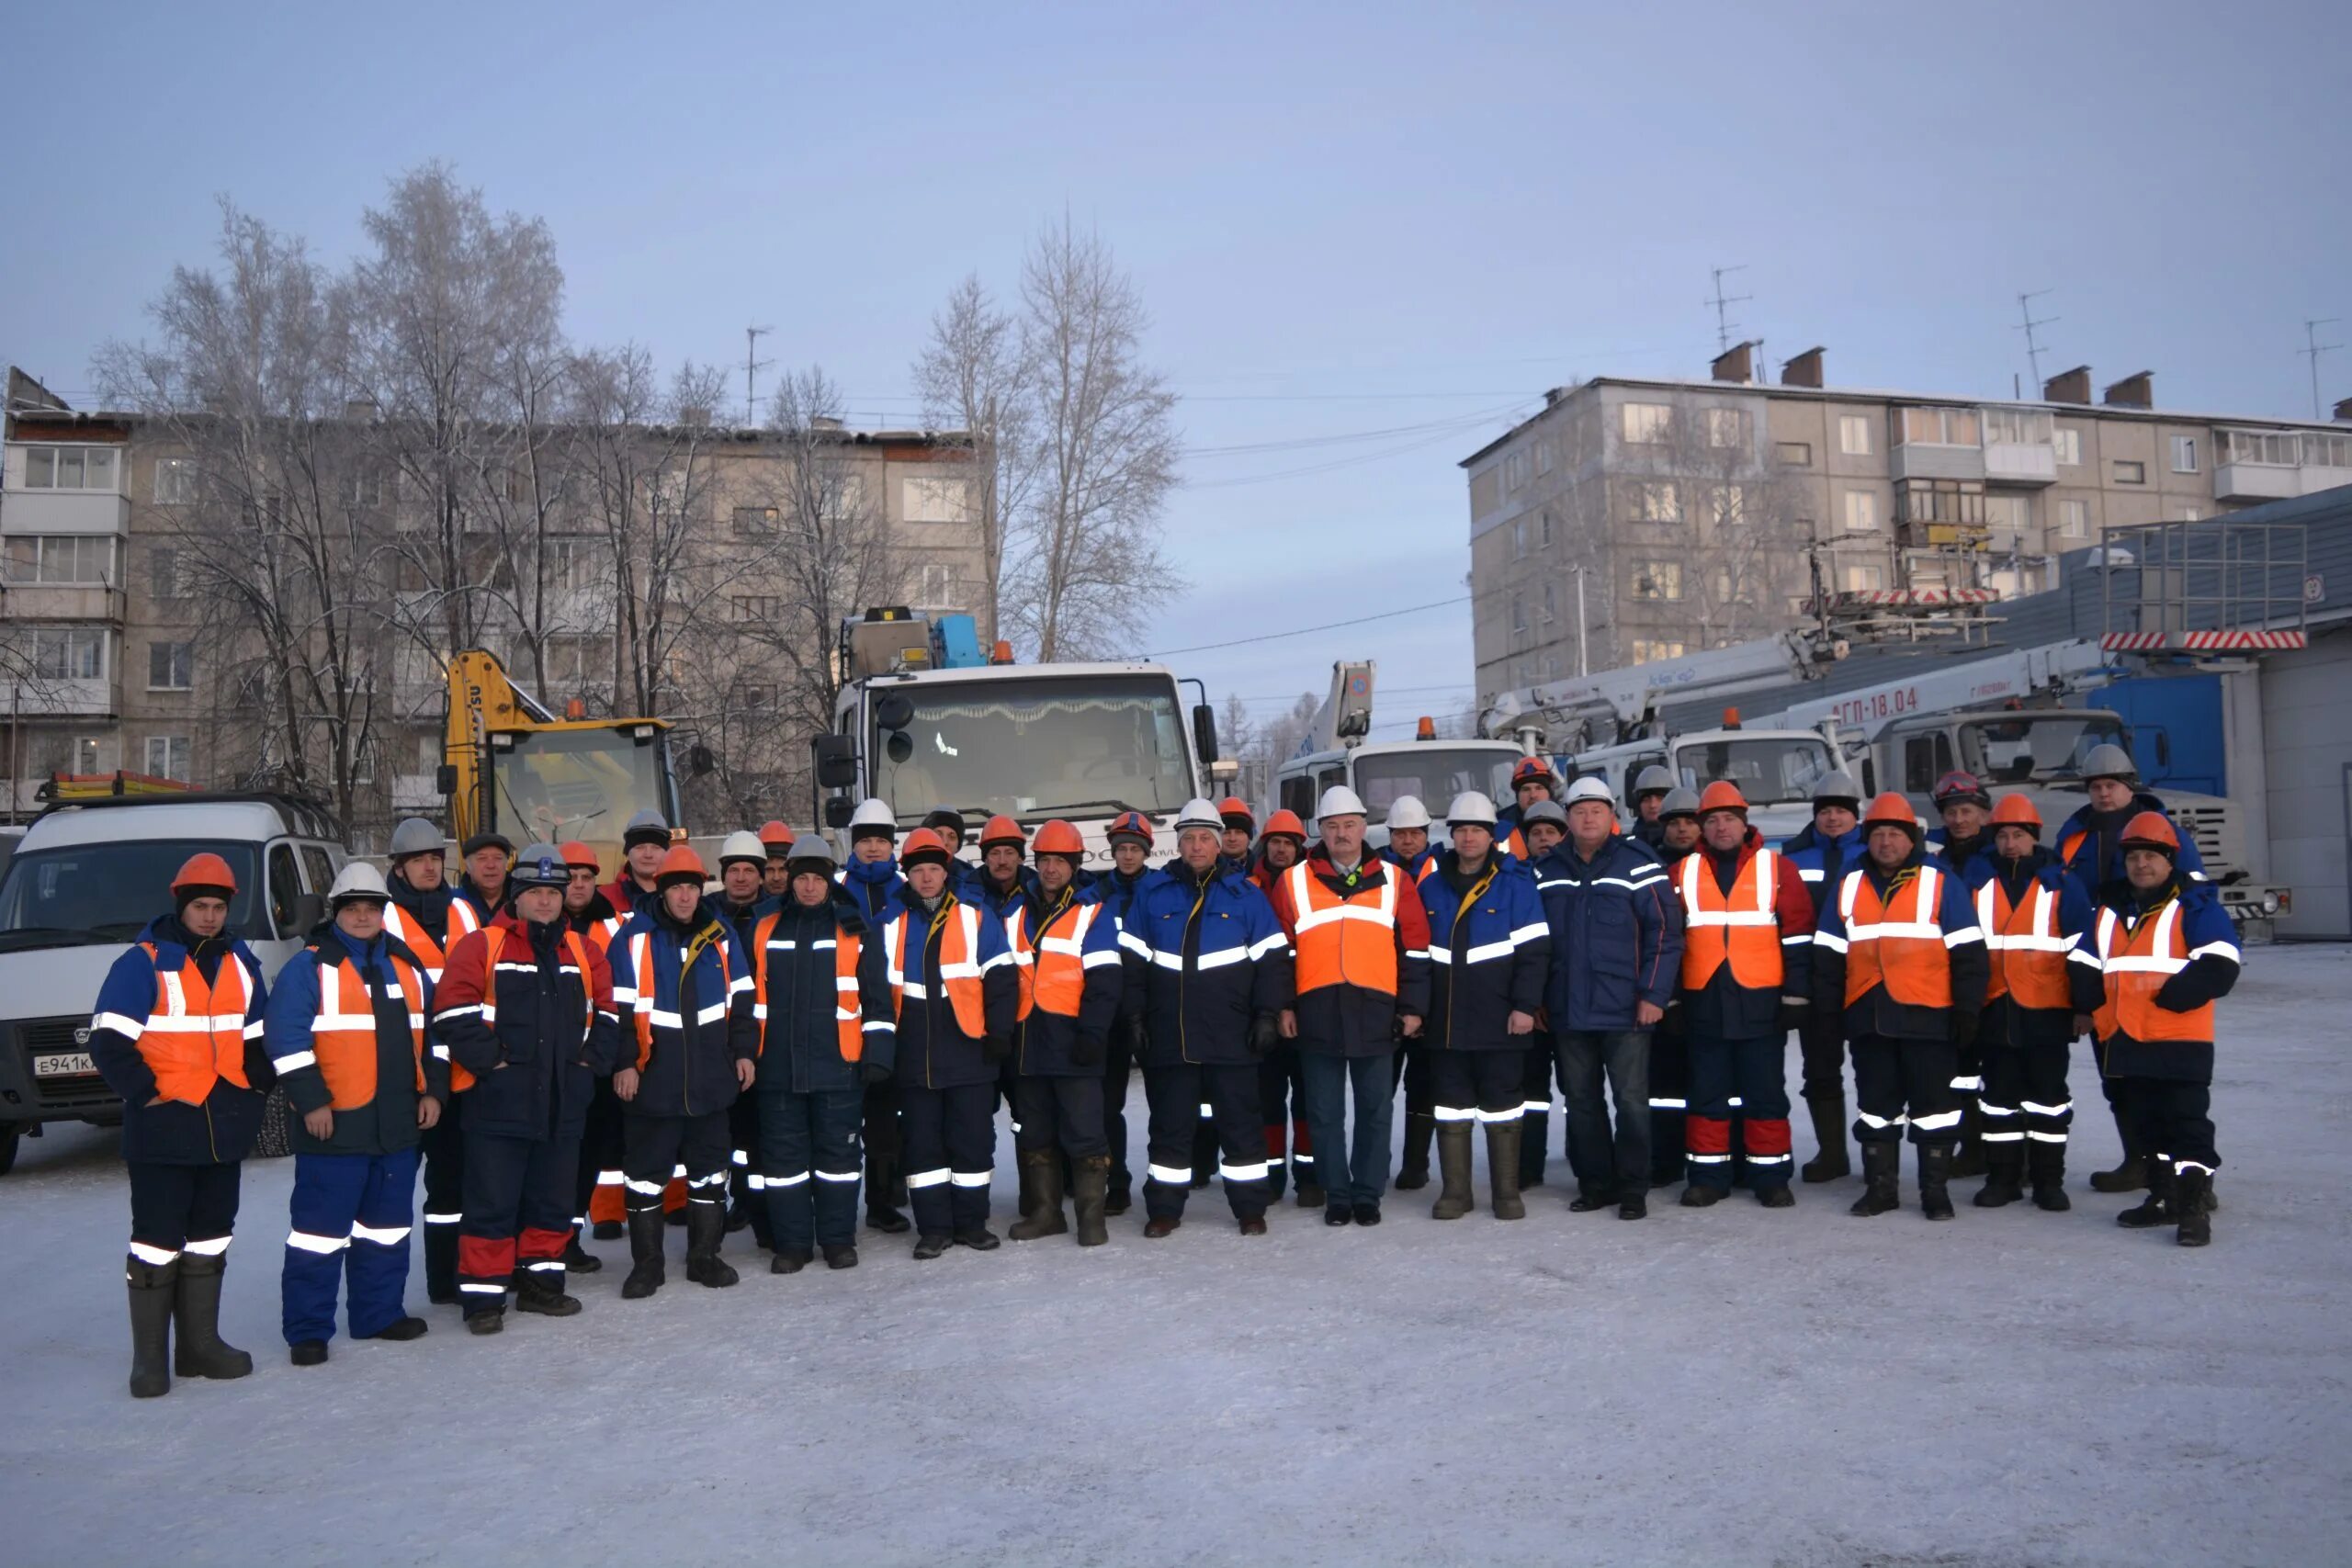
[912,274,1035,642]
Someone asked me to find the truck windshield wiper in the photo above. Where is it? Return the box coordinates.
[0,925,107,951]
[1034,799,1140,818]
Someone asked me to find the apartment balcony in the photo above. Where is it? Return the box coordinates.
[1,676,118,717]
[1983,442,2057,486]
[2213,461,2302,503]
[1889,442,1986,484]
[0,490,130,535]
[0,584,126,624]
[2214,429,2352,502]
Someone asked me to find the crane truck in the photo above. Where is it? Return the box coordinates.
[810,607,1232,869]
[1276,660,1529,849]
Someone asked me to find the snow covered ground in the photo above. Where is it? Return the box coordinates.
[3,944,2347,1568]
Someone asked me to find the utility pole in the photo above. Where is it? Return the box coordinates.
[2016,289,2059,391]
[1573,564,1589,676]
[2301,318,2342,419]
[1705,265,1751,354]
[744,324,774,427]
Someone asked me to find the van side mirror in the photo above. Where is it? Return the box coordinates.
[1193,703,1219,766]
[435,763,458,795]
[874,694,915,731]
[823,795,854,829]
[813,735,858,791]
[285,893,323,938]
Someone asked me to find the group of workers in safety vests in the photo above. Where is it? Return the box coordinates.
[84,739,2239,1397]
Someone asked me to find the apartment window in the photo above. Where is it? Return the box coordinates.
[153,457,200,503]
[1511,518,1528,560]
[1621,403,1673,446]
[918,563,957,606]
[148,640,194,691]
[730,595,780,623]
[1839,560,1887,593]
[1501,450,1531,492]
[1776,441,1812,467]
[2052,428,2082,466]
[1843,490,1879,532]
[4,536,115,584]
[2180,507,2200,523]
[1838,415,1871,457]
[1632,480,1680,524]
[29,627,105,680]
[904,475,969,524]
[2169,436,2199,473]
[546,635,614,686]
[545,538,583,592]
[1895,479,1985,527]
[2057,499,2089,539]
[20,445,118,491]
[144,735,192,782]
[2219,429,2296,466]
[1510,592,1528,636]
[1631,561,1681,600]
[1536,509,1554,547]
[1898,407,1982,446]
[2303,431,2352,468]
[1630,639,1686,664]
[1983,493,2030,546]
[732,505,780,536]
[149,547,181,602]
[1704,408,1749,448]
[2113,459,2145,484]
[1533,438,1555,476]
[345,469,385,506]
[1713,569,1738,604]
[1981,408,2054,446]
[1540,581,1557,624]
[1710,484,1746,528]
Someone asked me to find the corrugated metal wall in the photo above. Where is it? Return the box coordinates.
[2263,624,2352,940]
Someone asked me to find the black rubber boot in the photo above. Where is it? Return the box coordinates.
[955,1224,1001,1251]
[1295,1180,1326,1210]
[1394,1111,1436,1191]
[562,1227,603,1275]
[127,1257,175,1399]
[1801,1096,1851,1183]
[865,1153,911,1234]
[1072,1154,1111,1247]
[1973,1145,2026,1208]
[514,1269,582,1317]
[424,1224,459,1305]
[1519,1109,1548,1189]
[620,1204,667,1299]
[1849,1141,1900,1216]
[1007,1150,1069,1241]
[2118,1162,2176,1229]
[684,1201,739,1288]
[911,1232,952,1259]
[2174,1167,2212,1247]
[2089,1102,2148,1192]
[1430,1122,1475,1220]
[2029,1140,2071,1211]
[172,1254,254,1380]
[1487,1122,1525,1222]
[1917,1143,1956,1221]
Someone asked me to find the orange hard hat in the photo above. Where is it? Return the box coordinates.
[172,852,238,897]
[1512,757,1556,786]
[1032,819,1086,859]
[1217,796,1254,829]
[1696,781,1749,818]
[1105,809,1155,846]
[1261,808,1307,842]
[758,819,796,850]
[979,814,1026,851]
[1988,795,2042,833]
[559,840,601,871]
[2120,810,2180,856]
[1862,792,1922,836]
[654,844,707,886]
[898,827,954,867]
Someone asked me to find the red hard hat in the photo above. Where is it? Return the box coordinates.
[898,828,953,868]
[655,844,707,886]
[1696,781,1749,818]
[172,852,238,897]
[1217,796,1254,829]
[1511,757,1555,786]
[979,814,1026,851]
[1033,819,1086,859]
[758,819,795,850]
[1988,795,2042,833]
[1932,770,1990,807]
[1862,792,1922,835]
[1105,810,1155,846]
[1261,809,1307,842]
[559,840,601,871]
[2120,810,2180,856]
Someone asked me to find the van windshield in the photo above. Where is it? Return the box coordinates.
[1958,714,2129,784]
[0,840,264,948]
[1351,748,1521,822]
[1672,737,1836,807]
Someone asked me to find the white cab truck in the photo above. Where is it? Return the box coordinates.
[1566,720,1853,845]
[1275,660,1526,850]
[0,793,347,1174]
[812,608,1229,871]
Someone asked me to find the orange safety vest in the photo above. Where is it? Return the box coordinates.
[623,922,738,1070]
[1974,876,2075,1010]
[2092,897,2213,1044]
[1011,897,1105,1022]
[1286,862,1401,998]
[135,943,254,1104]
[1678,847,1785,992]
[383,897,481,983]
[306,949,429,1110]
[453,925,594,1091]
[1837,864,1954,1010]
[888,900,989,1040]
[752,911,865,1062]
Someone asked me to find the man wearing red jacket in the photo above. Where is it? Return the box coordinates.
[600,810,673,917]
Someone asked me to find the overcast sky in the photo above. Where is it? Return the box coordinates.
[5,0,2346,744]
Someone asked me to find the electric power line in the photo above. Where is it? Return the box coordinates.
[2301,318,2342,420]
[1142,595,1473,658]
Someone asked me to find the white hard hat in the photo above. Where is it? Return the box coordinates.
[328,861,390,906]
[848,798,898,839]
[1173,797,1224,835]
[1563,776,1618,809]
[718,830,767,867]
[1317,784,1368,821]
[1385,795,1432,831]
[1444,791,1498,829]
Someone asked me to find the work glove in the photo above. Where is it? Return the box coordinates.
[860,1060,892,1087]
[2152,974,2200,1012]
[981,1032,1012,1065]
[1949,1010,1980,1049]
[1249,1012,1281,1058]
[1072,1032,1105,1068]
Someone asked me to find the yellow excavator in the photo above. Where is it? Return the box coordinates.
[440,649,682,877]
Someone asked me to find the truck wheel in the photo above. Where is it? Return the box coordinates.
[251,1086,293,1159]
[0,1124,19,1176]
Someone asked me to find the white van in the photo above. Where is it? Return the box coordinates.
[0,793,347,1174]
